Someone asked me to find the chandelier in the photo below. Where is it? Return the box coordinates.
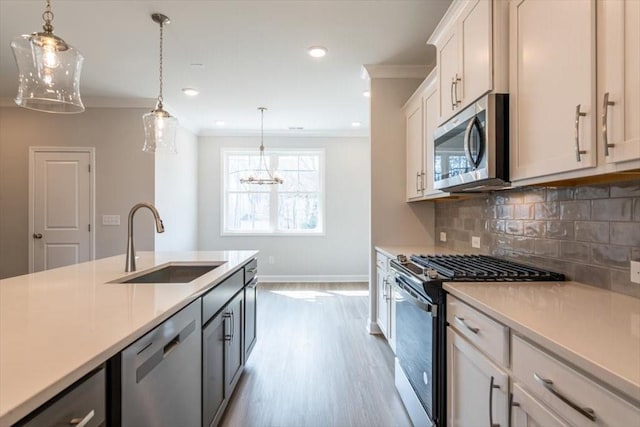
[10,0,84,113]
[142,13,178,154]
[240,108,283,185]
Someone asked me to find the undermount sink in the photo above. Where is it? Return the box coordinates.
[112,262,226,284]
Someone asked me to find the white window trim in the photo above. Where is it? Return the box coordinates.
[220,147,326,237]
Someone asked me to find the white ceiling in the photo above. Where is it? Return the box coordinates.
[0,0,451,135]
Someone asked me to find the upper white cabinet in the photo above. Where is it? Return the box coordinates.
[598,0,640,167]
[429,0,509,125]
[403,71,448,201]
[509,0,640,185]
[509,0,597,181]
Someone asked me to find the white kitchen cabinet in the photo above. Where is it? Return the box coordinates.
[511,382,569,427]
[509,0,597,182]
[512,334,640,427]
[447,327,509,427]
[375,251,394,351]
[405,96,424,200]
[598,0,640,168]
[403,71,448,201]
[430,0,508,125]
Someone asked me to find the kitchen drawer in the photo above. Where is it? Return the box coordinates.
[512,334,640,426]
[203,269,244,325]
[376,252,389,270]
[244,258,257,285]
[20,367,105,427]
[447,295,509,366]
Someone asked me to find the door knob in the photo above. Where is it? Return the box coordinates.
[33,233,43,239]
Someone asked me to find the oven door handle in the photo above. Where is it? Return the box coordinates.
[393,276,438,318]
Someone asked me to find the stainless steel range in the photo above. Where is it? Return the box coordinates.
[390,254,564,427]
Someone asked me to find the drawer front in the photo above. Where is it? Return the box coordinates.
[22,368,105,427]
[447,296,509,366]
[376,252,389,270]
[244,258,257,285]
[203,269,244,325]
[512,382,569,427]
[512,334,640,426]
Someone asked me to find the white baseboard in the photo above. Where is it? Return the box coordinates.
[258,274,368,283]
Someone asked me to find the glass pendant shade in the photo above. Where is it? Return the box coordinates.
[240,107,283,185]
[142,108,178,153]
[11,32,84,113]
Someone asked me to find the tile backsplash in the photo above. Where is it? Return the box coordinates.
[434,179,640,298]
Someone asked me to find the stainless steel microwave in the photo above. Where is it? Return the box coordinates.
[433,94,509,192]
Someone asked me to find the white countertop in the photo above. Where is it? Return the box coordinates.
[0,250,257,426]
[375,245,460,259]
[444,281,640,404]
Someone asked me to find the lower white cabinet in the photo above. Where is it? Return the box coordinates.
[447,327,509,427]
[375,251,395,352]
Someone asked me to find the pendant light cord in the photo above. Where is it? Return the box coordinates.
[42,0,54,33]
[157,19,164,109]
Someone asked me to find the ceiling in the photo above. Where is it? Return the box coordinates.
[0,0,451,135]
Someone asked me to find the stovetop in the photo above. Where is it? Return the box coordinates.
[410,254,565,282]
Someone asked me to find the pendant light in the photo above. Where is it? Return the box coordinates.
[142,13,178,154]
[240,108,284,185]
[10,0,84,113]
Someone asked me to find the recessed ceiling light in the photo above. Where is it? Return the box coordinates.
[215,120,225,126]
[363,90,371,98]
[351,121,362,127]
[308,46,328,58]
[182,88,199,96]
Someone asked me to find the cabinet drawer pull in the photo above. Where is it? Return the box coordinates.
[574,104,587,162]
[533,373,596,421]
[69,409,95,427]
[246,267,257,273]
[489,376,500,427]
[602,92,615,156]
[508,392,519,427]
[454,315,479,334]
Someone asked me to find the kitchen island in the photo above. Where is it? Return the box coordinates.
[0,250,258,426]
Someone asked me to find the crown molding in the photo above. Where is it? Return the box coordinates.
[362,64,432,80]
[198,128,368,138]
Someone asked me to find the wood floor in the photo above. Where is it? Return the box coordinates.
[220,283,412,427]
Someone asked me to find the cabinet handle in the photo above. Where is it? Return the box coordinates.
[420,172,426,192]
[508,392,519,427]
[602,92,615,156]
[454,315,479,334]
[416,172,421,193]
[489,376,500,427]
[246,267,257,273]
[33,233,43,239]
[574,104,587,162]
[223,312,232,341]
[450,78,456,110]
[382,278,388,300]
[69,409,95,427]
[385,282,391,302]
[533,373,596,421]
[453,73,462,106]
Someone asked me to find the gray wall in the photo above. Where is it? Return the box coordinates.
[155,127,199,251]
[434,179,640,298]
[198,135,370,280]
[0,106,156,279]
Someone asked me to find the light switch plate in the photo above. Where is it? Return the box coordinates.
[102,215,121,226]
[471,236,481,249]
[440,232,447,242]
[631,260,640,285]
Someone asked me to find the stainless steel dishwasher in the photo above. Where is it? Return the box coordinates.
[121,299,201,427]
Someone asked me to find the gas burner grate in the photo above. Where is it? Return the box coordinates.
[410,254,565,281]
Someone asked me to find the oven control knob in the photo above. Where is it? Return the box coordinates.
[397,254,407,264]
[426,268,439,279]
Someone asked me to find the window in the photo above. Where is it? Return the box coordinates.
[222,149,324,235]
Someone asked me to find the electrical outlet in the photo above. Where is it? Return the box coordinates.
[440,232,447,242]
[268,256,275,265]
[631,260,640,285]
[102,215,120,226]
[472,236,481,249]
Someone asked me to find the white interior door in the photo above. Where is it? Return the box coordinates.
[30,149,94,272]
